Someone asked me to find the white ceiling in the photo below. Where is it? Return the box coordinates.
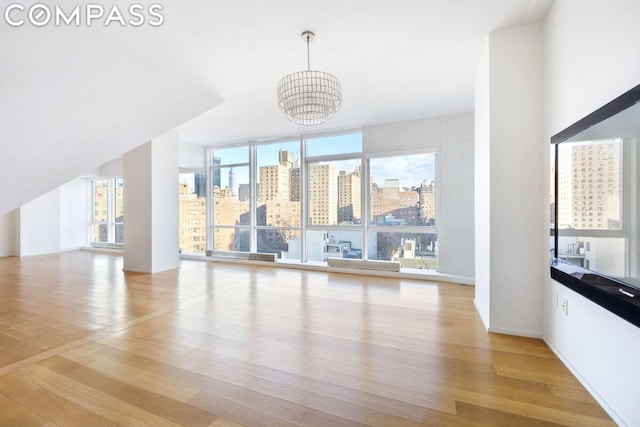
[100,0,555,145]
[0,0,554,216]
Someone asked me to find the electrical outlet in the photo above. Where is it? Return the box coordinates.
[561,299,569,316]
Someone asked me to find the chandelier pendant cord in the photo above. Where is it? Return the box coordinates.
[306,33,311,71]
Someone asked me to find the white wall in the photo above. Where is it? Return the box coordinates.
[474,40,491,326]
[180,141,206,171]
[363,112,475,280]
[19,188,62,257]
[363,117,441,153]
[0,211,17,256]
[60,178,89,251]
[439,114,475,278]
[123,132,180,273]
[99,158,123,177]
[152,132,180,272]
[15,179,90,257]
[474,22,545,337]
[542,1,640,425]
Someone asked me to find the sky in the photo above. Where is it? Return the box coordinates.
[185,133,436,191]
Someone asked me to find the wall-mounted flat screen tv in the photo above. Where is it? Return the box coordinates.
[551,84,640,328]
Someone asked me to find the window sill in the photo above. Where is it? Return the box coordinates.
[180,253,474,285]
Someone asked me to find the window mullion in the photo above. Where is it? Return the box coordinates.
[250,144,257,253]
[107,178,115,243]
[301,137,307,262]
[362,157,370,261]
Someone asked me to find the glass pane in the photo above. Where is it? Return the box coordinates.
[557,139,622,231]
[114,178,124,222]
[115,224,124,244]
[212,146,248,165]
[258,228,301,259]
[179,173,207,254]
[557,236,625,278]
[257,200,301,227]
[304,230,363,262]
[370,232,437,270]
[92,224,108,243]
[213,166,250,226]
[256,140,301,226]
[307,133,362,157]
[308,159,362,226]
[93,179,108,222]
[369,153,435,226]
[213,227,250,252]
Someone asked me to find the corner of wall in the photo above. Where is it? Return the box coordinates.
[0,210,18,256]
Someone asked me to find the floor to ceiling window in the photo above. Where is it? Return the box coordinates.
[210,146,250,252]
[256,140,302,258]
[208,131,438,271]
[304,133,363,262]
[91,178,124,246]
[368,152,437,268]
[179,172,207,254]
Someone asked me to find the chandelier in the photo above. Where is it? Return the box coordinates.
[277,31,342,126]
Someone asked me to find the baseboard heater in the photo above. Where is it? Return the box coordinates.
[90,242,123,250]
[206,250,277,262]
[327,258,401,272]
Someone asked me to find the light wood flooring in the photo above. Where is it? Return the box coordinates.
[0,251,614,426]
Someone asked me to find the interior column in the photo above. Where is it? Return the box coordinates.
[123,132,179,273]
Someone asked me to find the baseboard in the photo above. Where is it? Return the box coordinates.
[544,339,625,427]
[487,327,542,339]
[474,299,490,331]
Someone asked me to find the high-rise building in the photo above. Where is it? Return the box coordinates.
[279,149,295,168]
[289,168,301,201]
[194,172,206,198]
[259,150,295,201]
[338,169,361,223]
[212,156,221,188]
[417,180,435,225]
[178,183,206,253]
[371,179,419,225]
[259,165,291,201]
[228,168,237,196]
[257,199,301,228]
[309,164,338,225]
[557,140,622,230]
[212,186,250,251]
[238,183,259,202]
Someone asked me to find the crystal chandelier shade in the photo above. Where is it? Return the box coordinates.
[277,31,342,126]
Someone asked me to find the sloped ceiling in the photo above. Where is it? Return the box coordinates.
[0,0,554,216]
[0,13,222,216]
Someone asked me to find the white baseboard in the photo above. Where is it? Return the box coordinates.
[487,327,542,339]
[544,339,625,427]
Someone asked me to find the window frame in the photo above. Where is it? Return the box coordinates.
[90,177,123,247]
[206,131,440,271]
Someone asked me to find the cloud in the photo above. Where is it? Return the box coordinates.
[370,153,435,187]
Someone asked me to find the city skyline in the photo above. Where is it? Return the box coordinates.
[210,134,435,192]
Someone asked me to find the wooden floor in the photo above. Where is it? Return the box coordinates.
[0,252,613,427]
